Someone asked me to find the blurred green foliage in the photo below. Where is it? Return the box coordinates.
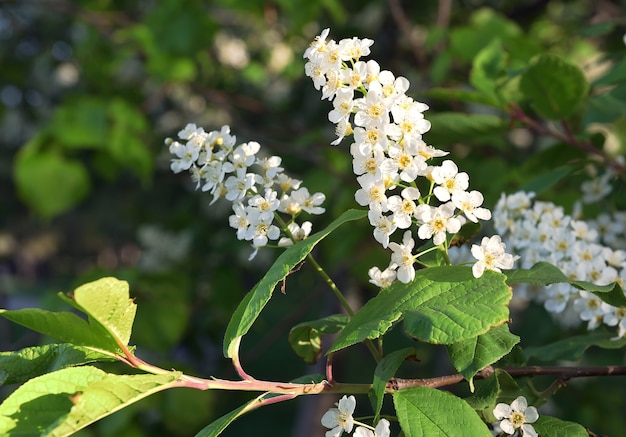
[1,0,626,435]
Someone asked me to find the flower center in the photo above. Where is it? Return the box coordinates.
[510,412,525,428]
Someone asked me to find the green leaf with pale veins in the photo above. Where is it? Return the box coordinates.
[1,277,137,354]
[520,53,589,120]
[223,209,367,358]
[0,344,116,386]
[371,347,416,422]
[329,267,511,353]
[533,416,588,437]
[446,325,520,390]
[289,314,349,364]
[63,277,137,347]
[506,261,626,307]
[0,366,180,436]
[394,387,491,436]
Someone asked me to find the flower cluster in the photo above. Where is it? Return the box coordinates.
[494,189,626,337]
[304,28,514,284]
[166,124,326,259]
[321,395,390,437]
[493,396,539,437]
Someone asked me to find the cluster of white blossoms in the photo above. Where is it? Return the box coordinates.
[166,123,326,259]
[494,183,626,337]
[493,396,539,437]
[321,395,390,437]
[304,28,516,285]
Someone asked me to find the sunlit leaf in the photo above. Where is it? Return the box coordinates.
[0,366,179,436]
[329,267,511,352]
[0,344,116,386]
[394,387,491,436]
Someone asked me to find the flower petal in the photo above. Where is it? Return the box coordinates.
[493,403,512,419]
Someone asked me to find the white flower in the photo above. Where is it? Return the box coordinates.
[368,203,397,248]
[368,266,397,288]
[353,419,391,437]
[321,395,356,437]
[304,28,330,59]
[247,188,280,221]
[388,231,416,283]
[493,396,539,437]
[387,187,420,229]
[278,221,312,247]
[169,140,200,173]
[431,160,469,202]
[471,235,518,278]
[290,187,326,215]
[451,190,491,223]
[228,202,250,240]
[581,172,612,204]
[415,203,461,246]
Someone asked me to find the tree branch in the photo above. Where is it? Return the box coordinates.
[390,365,626,390]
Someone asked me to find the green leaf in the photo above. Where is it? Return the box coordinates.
[0,344,116,386]
[14,147,90,219]
[424,88,498,106]
[520,165,577,195]
[0,366,180,436]
[371,347,415,422]
[64,277,137,347]
[465,369,520,422]
[506,262,626,307]
[464,370,500,411]
[194,400,256,437]
[533,416,588,437]
[587,84,626,123]
[223,209,367,358]
[393,387,491,436]
[49,98,109,148]
[425,113,506,146]
[329,267,511,353]
[0,308,121,353]
[525,329,626,362]
[289,315,349,364]
[470,39,506,106]
[449,8,521,63]
[592,56,626,86]
[446,325,520,388]
[520,54,589,120]
[0,277,137,354]
[108,98,152,184]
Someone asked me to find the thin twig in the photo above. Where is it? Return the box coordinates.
[509,103,626,174]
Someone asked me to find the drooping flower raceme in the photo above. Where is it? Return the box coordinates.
[166,124,326,259]
[494,189,626,338]
[493,396,539,437]
[321,395,356,437]
[304,28,514,284]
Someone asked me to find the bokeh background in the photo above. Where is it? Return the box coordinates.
[1,0,626,435]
